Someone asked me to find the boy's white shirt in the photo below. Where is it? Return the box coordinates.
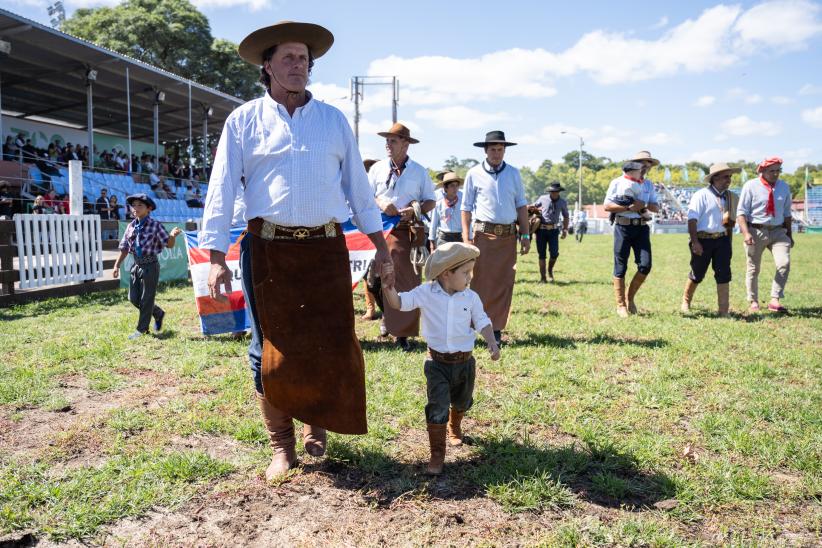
[398,280,492,354]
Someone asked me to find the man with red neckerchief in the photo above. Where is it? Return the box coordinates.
[736,156,794,313]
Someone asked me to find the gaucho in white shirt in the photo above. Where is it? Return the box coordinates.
[368,123,436,350]
[681,163,740,316]
[201,21,393,481]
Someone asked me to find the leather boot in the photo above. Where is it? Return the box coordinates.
[256,393,297,480]
[626,272,647,314]
[447,408,465,447]
[302,424,327,457]
[613,277,629,318]
[717,283,730,317]
[538,260,547,283]
[548,257,557,282]
[681,279,698,313]
[362,290,377,320]
[426,423,447,475]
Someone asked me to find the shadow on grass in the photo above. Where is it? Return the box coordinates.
[506,333,668,349]
[518,279,609,287]
[783,306,822,319]
[316,435,675,511]
[358,338,425,353]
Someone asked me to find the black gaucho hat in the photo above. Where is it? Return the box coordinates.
[473,130,517,148]
[547,181,565,192]
[126,193,157,211]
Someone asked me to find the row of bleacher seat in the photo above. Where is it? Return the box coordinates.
[27,166,204,223]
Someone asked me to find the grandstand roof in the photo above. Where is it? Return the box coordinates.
[0,8,245,143]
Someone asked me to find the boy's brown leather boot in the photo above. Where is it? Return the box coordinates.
[426,423,447,475]
[447,409,465,446]
[626,272,647,314]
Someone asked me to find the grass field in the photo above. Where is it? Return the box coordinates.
[1,233,820,546]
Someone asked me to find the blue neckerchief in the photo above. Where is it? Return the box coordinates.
[482,160,506,177]
[134,218,144,258]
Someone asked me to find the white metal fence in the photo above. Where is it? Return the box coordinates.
[14,214,104,289]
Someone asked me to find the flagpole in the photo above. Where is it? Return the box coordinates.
[805,166,810,224]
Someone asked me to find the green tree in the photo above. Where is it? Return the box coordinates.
[62,0,260,100]
[441,156,479,178]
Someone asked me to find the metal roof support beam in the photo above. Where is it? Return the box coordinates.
[86,75,93,169]
[126,66,132,169]
[0,71,4,145]
[202,106,209,176]
[153,97,159,160]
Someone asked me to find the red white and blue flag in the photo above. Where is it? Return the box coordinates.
[185,216,398,335]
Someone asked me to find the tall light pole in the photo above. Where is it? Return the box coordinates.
[561,131,584,211]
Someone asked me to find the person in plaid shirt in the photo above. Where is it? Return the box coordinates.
[113,193,182,339]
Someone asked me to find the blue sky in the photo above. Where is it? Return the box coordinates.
[8,0,822,171]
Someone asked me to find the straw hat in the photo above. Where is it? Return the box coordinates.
[630,150,660,167]
[704,163,741,183]
[377,122,419,144]
[436,172,463,187]
[238,21,334,65]
[473,130,517,148]
[424,242,480,280]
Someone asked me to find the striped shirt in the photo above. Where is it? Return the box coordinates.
[200,91,382,254]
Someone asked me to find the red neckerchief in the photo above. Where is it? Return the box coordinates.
[624,174,642,183]
[759,176,776,216]
[443,194,458,224]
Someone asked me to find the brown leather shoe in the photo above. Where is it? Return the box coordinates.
[447,409,465,446]
[302,424,327,457]
[426,423,447,475]
[256,393,297,480]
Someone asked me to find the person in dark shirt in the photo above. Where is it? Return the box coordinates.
[0,181,14,218]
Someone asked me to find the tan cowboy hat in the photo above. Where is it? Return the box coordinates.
[424,242,480,280]
[630,150,660,166]
[435,171,463,187]
[377,122,419,144]
[238,21,334,65]
[704,162,741,183]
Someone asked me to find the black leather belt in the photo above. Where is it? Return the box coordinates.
[247,218,341,240]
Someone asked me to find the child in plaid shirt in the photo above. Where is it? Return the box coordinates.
[113,193,182,339]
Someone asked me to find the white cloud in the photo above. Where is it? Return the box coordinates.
[641,132,678,146]
[415,106,508,130]
[801,107,822,128]
[733,0,822,52]
[799,83,822,95]
[365,0,822,106]
[721,115,781,136]
[745,94,763,104]
[519,123,636,152]
[689,146,758,164]
[310,82,353,116]
[192,0,274,10]
[694,95,716,107]
[770,96,794,105]
[651,16,669,29]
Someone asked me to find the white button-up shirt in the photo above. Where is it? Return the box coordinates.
[736,177,792,225]
[200,92,382,253]
[368,157,436,208]
[429,192,463,238]
[399,281,492,353]
[605,176,656,219]
[687,187,728,233]
[461,162,527,223]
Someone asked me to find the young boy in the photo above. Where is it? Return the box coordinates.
[113,193,182,340]
[383,242,500,475]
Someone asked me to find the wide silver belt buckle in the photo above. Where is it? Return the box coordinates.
[293,228,310,239]
[494,225,504,236]
[324,221,337,238]
[261,221,276,240]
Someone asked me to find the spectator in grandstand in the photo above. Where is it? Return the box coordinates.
[43,188,60,211]
[531,181,570,283]
[47,143,58,163]
[202,21,392,480]
[56,194,70,215]
[108,194,121,220]
[185,185,202,207]
[81,146,90,168]
[32,195,49,214]
[113,193,183,340]
[95,188,112,220]
[131,154,140,174]
[21,139,37,163]
[681,163,739,316]
[0,181,14,218]
[736,157,793,313]
[2,136,16,161]
[14,133,25,153]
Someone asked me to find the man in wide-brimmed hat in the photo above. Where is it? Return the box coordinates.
[461,130,530,345]
[531,181,570,282]
[429,172,464,249]
[604,152,661,316]
[736,156,794,313]
[368,122,436,352]
[681,163,740,316]
[201,21,393,481]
